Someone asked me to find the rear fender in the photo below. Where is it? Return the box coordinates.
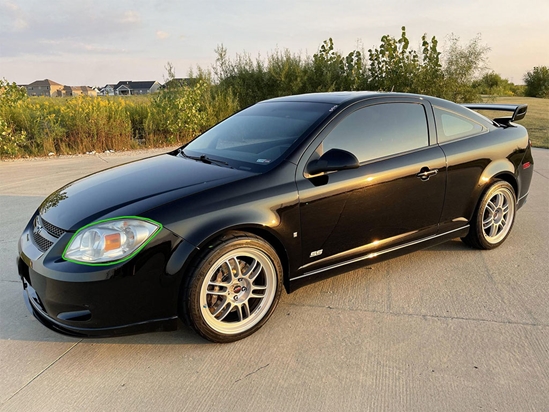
[466,159,517,220]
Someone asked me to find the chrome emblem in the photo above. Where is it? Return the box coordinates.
[309,249,323,258]
[34,216,43,235]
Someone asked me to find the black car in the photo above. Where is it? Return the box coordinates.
[17,92,534,342]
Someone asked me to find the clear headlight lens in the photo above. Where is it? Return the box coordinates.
[63,217,162,265]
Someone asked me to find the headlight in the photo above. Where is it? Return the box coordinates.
[63,217,162,265]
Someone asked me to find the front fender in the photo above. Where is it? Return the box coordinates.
[161,203,301,294]
[145,163,302,286]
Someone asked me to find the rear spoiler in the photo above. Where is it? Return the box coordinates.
[462,103,528,126]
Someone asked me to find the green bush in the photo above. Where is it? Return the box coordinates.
[524,66,549,98]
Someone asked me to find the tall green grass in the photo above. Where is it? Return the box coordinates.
[0,78,240,158]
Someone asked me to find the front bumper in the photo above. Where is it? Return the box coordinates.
[17,220,186,338]
[20,277,178,337]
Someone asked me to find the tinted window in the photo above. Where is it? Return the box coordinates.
[321,103,429,162]
[434,106,486,143]
[184,101,333,171]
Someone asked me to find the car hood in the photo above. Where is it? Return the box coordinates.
[39,153,253,231]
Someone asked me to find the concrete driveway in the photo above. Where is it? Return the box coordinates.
[1,148,548,412]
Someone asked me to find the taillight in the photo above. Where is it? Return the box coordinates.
[523,162,531,169]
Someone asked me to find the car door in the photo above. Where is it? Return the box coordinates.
[296,98,447,273]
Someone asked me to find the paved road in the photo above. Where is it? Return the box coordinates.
[1,148,548,412]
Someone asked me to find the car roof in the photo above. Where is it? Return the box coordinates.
[262,92,489,122]
[264,91,383,105]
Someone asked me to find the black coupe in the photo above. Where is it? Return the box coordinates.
[17,92,534,342]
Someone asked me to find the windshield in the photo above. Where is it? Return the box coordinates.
[183,101,334,172]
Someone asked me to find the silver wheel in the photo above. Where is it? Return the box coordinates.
[481,186,515,245]
[462,180,517,250]
[199,247,278,335]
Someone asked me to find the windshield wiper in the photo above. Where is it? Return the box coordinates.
[179,150,231,167]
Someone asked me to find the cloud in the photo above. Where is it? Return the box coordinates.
[119,10,141,24]
[156,30,169,39]
[3,1,19,11]
[14,18,28,30]
[36,38,126,55]
[1,0,28,31]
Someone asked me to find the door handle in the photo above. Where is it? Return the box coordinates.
[417,167,438,181]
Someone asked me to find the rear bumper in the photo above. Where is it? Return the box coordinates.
[517,191,529,210]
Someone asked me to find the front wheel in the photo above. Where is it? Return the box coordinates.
[462,180,516,250]
[181,232,283,343]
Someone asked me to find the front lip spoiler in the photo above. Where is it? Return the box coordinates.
[22,284,179,338]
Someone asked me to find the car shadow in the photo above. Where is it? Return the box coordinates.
[2,239,473,345]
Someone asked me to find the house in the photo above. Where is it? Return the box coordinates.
[99,84,116,96]
[24,80,97,97]
[111,80,161,95]
[64,85,97,97]
[24,79,64,97]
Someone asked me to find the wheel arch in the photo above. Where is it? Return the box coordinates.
[467,160,518,221]
[169,224,293,296]
[196,226,292,294]
[492,172,518,198]
[461,178,517,250]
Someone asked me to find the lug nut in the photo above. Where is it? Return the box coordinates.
[234,296,239,301]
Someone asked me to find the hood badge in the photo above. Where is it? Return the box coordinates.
[34,216,43,235]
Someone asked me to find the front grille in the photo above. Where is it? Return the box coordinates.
[33,230,54,252]
[32,215,65,252]
[41,217,65,238]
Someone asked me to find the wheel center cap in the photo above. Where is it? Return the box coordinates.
[494,208,503,223]
[233,285,243,294]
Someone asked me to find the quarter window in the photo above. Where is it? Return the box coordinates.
[434,107,486,142]
[321,103,429,163]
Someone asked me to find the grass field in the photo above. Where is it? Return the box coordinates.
[488,96,548,148]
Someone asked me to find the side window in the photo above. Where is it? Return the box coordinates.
[321,103,429,163]
[434,106,486,143]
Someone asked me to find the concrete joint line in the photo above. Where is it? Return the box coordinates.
[234,363,270,383]
[533,169,548,180]
[283,302,549,328]
[4,340,82,403]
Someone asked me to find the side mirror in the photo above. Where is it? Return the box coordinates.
[306,149,359,176]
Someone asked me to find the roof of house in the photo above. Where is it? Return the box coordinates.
[63,85,95,91]
[113,80,159,90]
[27,79,63,87]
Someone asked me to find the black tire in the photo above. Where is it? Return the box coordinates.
[461,180,516,250]
[181,232,283,343]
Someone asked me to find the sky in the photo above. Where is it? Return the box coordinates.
[1,0,548,87]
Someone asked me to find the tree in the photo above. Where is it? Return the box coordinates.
[368,27,421,92]
[309,38,367,92]
[439,34,489,102]
[524,66,549,98]
[472,71,520,97]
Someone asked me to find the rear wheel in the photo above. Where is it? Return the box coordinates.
[462,181,516,250]
[181,232,282,343]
